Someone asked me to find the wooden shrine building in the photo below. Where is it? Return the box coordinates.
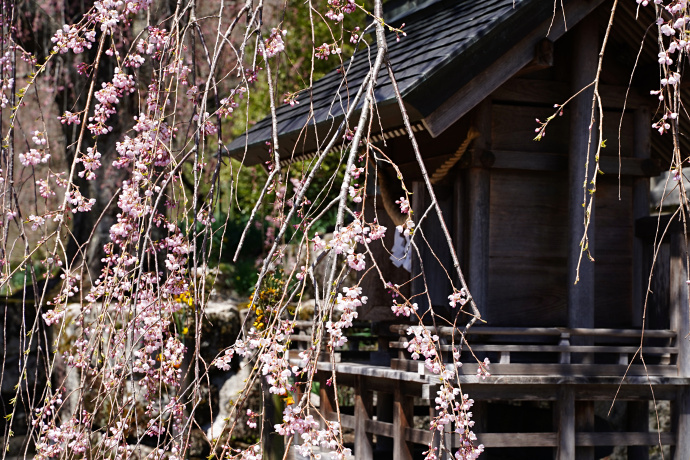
[228,0,690,458]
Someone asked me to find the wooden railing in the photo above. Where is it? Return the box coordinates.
[389,325,680,377]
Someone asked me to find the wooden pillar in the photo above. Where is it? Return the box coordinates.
[628,401,650,460]
[468,99,491,321]
[393,382,414,460]
[568,15,598,335]
[558,386,575,460]
[670,231,690,377]
[670,230,690,460]
[633,106,651,327]
[674,387,690,460]
[354,376,374,460]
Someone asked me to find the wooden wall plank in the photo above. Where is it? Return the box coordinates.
[595,180,633,327]
[488,169,568,326]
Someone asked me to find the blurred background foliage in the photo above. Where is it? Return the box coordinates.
[182,0,369,297]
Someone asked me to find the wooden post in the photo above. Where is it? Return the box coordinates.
[628,401,650,460]
[394,382,414,460]
[568,16,597,342]
[670,231,690,460]
[674,388,690,460]
[670,231,690,377]
[354,376,374,460]
[633,106,651,327]
[558,386,575,460]
[429,385,443,459]
[468,99,491,321]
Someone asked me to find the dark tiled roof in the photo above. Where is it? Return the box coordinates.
[228,0,550,164]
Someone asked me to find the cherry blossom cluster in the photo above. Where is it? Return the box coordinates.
[51,25,96,54]
[33,392,91,460]
[261,28,286,58]
[18,148,50,167]
[88,68,135,134]
[325,0,357,22]
[275,406,350,459]
[315,43,342,60]
[219,86,246,116]
[5,1,494,459]
[327,286,367,347]
[136,27,171,57]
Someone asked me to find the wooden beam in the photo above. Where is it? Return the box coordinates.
[468,100,491,320]
[422,0,606,137]
[483,149,658,176]
[516,38,554,75]
[568,15,598,336]
[493,78,648,110]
